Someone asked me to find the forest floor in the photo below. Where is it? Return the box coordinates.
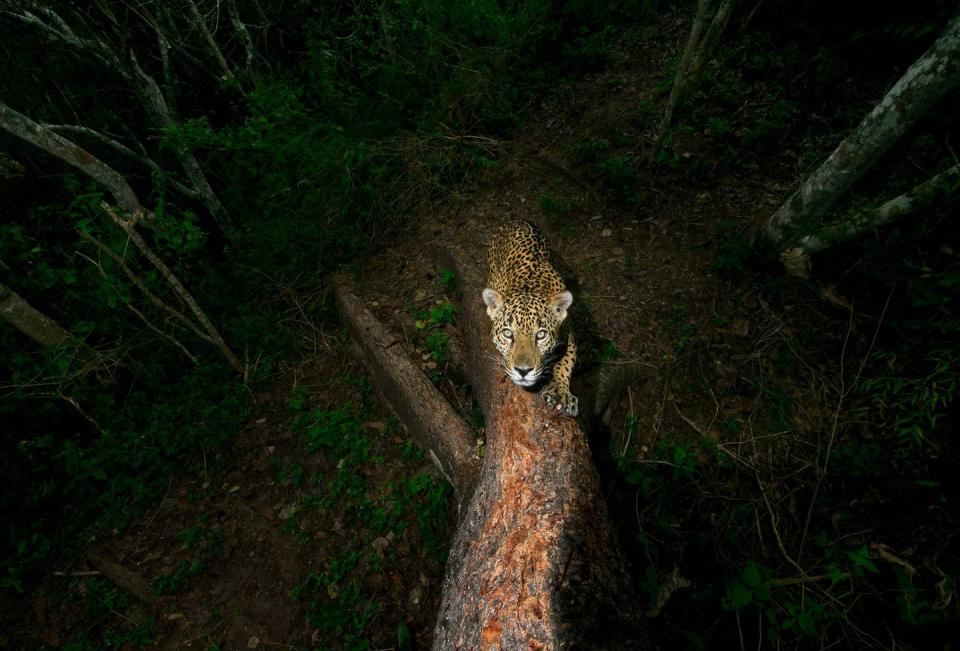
[11,10,937,651]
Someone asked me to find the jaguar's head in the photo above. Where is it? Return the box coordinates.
[481,287,572,387]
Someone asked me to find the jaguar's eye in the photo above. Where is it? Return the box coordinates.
[536,329,548,341]
[501,328,514,339]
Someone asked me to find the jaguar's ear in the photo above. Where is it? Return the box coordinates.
[551,290,573,321]
[482,288,504,320]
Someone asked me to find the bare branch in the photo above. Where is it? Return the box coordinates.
[0,101,144,216]
[77,231,213,345]
[186,0,236,84]
[227,0,256,71]
[126,303,199,365]
[101,203,244,375]
[6,4,130,80]
[43,123,200,199]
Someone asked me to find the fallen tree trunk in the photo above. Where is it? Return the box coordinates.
[333,278,480,503]
[430,235,647,650]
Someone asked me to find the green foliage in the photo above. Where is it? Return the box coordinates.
[859,348,959,446]
[2,362,247,593]
[595,155,639,196]
[289,400,452,648]
[59,578,156,649]
[570,137,611,164]
[537,193,571,218]
[440,268,457,292]
[597,340,620,362]
[711,221,751,277]
[410,299,457,378]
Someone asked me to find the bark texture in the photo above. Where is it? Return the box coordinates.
[333,278,480,502]
[780,162,960,278]
[0,281,100,374]
[1,281,82,348]
[0,102,142,215]
[763,11,960,247]
[796,162,960,254]
[430,230,647,650]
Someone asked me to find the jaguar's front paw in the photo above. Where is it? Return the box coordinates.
[541,386,579,418]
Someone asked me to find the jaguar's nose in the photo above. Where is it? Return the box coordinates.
[514,366,533,378]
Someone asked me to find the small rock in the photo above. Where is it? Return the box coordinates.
[414,290,427,302]
[372,536,391,560]
[278,503,298,521]
[247,635,260,649]
[601,228,612,237]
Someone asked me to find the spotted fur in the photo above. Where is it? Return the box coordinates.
[482,220,578,417]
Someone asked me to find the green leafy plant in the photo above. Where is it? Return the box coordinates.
[538,193,571,218]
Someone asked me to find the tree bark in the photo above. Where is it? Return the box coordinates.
[762,11,960,248]
[0,280,100,373]
[796,162,960,254]
[780,162,960,278]
[429,230,648,650]
[1,281,85,349]
[648,0,710,164]
[333,277,480,503]
[0,102,143,216]
[681,0,737,102]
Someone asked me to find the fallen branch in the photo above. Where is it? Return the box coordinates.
[85,549,170,607]
[333,278,479,502]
